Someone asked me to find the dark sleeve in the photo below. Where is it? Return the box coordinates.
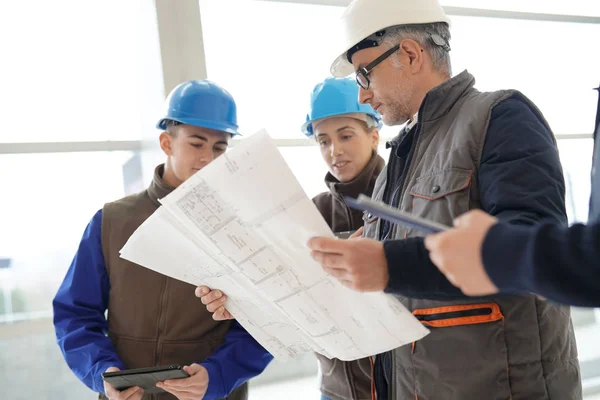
[384,97,567,297]
[383,238,463,298]
[478,97,567,226]
[483,221,600,307]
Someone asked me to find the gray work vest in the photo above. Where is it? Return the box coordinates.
[364,71,581,400]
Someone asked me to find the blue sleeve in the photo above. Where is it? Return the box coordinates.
[201,321,273,399]
[384,97,567,297]
[52,210,125,394]
[483,221,600,307]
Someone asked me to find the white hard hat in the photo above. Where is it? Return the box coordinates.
[330,0,451,77]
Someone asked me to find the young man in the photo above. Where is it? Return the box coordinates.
[53,80,272,400]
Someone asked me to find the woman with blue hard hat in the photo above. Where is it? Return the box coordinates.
[197,76,384,400]
[53,80,272,400]
[304,77,384,400]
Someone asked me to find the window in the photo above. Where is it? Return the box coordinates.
[201,0,349,139]
[0,150,137,399]
[558,138,594,223]
[440,0,600,16]
[200,0,403,140]
[200,0,600,140]
[0,1,142,143]
[450,16,600,135]
[0,151,134,320]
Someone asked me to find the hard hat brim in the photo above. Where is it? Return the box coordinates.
[156,117,241,136]
[330,54,356,78]
[302,111,381,137]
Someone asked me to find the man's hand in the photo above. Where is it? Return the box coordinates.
[156,364,208,400]
[307,236,389,292]
[424,210,499,296]
[104,367,143,400]
[195,286,233,320]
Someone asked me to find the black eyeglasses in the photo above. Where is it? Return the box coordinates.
[355,44,400,90]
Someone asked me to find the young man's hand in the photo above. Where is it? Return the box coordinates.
[195,286,233,320]
[104,367,144,400]
[156,364,208,400]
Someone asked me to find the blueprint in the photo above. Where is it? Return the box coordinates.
[120,130,429,361]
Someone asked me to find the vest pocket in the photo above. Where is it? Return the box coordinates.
[409,168,472,227]
[109,333,157,369]
[413,302,503,328]
[403,302,513,400]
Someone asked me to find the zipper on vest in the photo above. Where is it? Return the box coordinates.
[154,277,170,365]
[380,142,399,241]
[382,124,420,241]
[388,350,395,400]
[381,144,396,209]
[344,360,358,400]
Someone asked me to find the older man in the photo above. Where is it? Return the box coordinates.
[308,0,581,398]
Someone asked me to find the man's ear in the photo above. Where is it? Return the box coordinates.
[400,39,424,73]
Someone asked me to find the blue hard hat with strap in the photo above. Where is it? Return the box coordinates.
[301,77,382,136]
[156,80,240,136]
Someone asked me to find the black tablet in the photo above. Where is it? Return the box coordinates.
[102,364,190,394]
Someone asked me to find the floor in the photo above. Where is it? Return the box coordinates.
[250,376,600,400]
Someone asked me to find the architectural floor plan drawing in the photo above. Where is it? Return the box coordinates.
[120,130,429,361]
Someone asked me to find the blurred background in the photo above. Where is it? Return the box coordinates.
[1,0,599,398]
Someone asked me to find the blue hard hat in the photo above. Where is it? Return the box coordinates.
[156,80,240,136]
[301,77,382,136]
